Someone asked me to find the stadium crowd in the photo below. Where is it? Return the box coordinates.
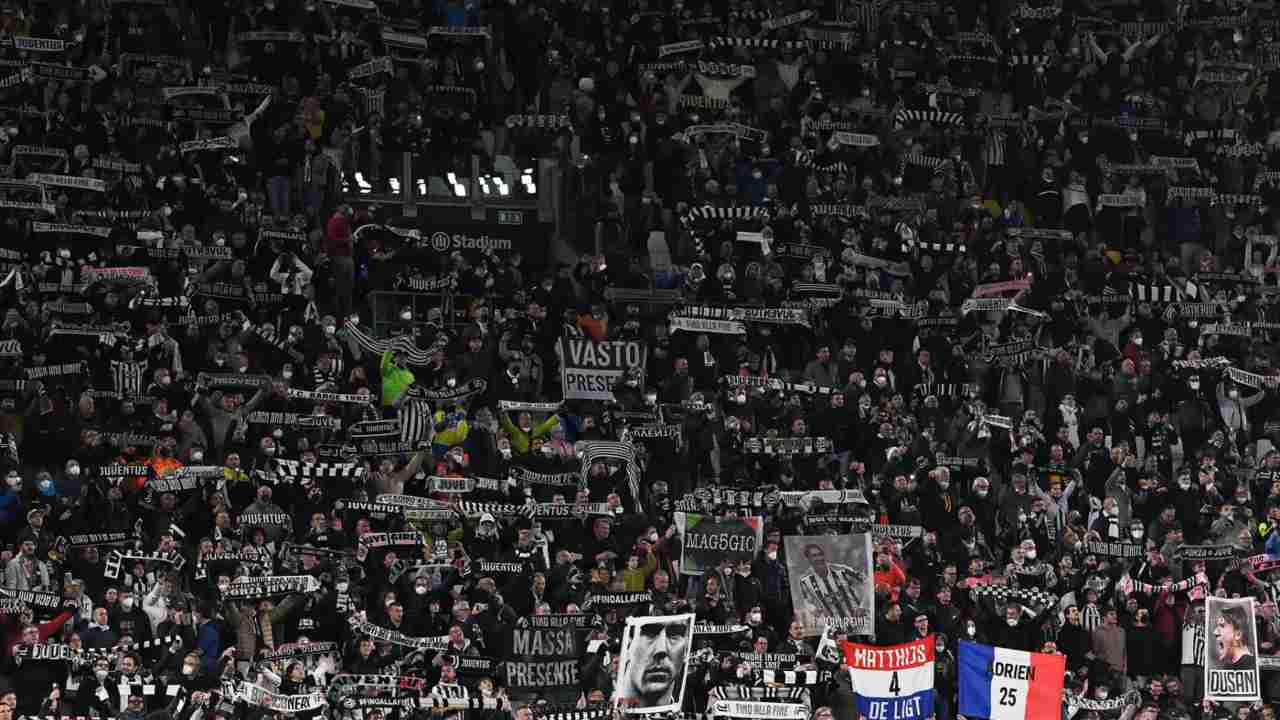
[0,0,1278,719]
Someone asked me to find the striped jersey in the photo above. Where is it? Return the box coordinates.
[1181,617,1205,665]
[399,395,433,446]
[799,564,865,622]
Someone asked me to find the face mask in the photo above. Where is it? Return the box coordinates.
[937,480,949,490]
[749,612,762,624]
[337,582,349,592]
[214,359,226,367]
[1006,618,1018,627]
[1133,337,1143,346]
[1107,508,1119,517]
[648,532,659,543]
[500,448,512,459]
[191,451,204,462]
[183,664,196,676]
[1097,694,1109,702]
[96,669,109,681]
[766,550,777,560]
[282,370,293,380]
[447,377,457,388]
[1179,480,1192,490]
[263,447,276,456]
[121,598,134,610]
[975,488,988,498]
[400,311,413,321]
[1025,550,1037,561]
[1229,389,1240,399]
[415,585,429,595]
[67,465,80,477]
[967,624,976,637]
[4,475,18,488]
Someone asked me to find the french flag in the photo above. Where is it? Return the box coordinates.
[842,637,934,720]
[958,641,1065,720]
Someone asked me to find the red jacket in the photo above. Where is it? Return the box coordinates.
[4,610,73,659]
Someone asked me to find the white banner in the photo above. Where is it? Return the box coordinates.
[669,316,746,334]
[710,702,808,719]
[615,614,695,714]
[558,337,647,401]
[1205,596,1261,701]
[785,534,874,637]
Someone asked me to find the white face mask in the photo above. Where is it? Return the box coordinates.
[1179,480,1192,490]
[121,598,134,610]
[1107,508,1119,517]
[67,465,80,477]
[1132,337,1143,346]
[324,325,336,336]
[191,451,204,462]
[400,311,413,321]
[967,624,976,637]
[975,488,988,498]
[337,582,349,592]
[749,612,763,624]
[1025,550,1037,561]
[500,448,512,459]
[96,669,109,681]
[1006,618,1018,627]
[282,370,293,380]
[183,664,196,676]
[766,551,777,560]
[415,585,429,595]
[1229,389,1240,399]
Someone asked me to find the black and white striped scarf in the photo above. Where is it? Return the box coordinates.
[578,441,642,513]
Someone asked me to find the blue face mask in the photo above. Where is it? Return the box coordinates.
[38,478,57,496]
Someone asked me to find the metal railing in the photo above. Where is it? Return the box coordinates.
[368,291,484,339]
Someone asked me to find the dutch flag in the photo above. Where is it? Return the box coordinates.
[842,637,935,720]
[958,641,1065,720]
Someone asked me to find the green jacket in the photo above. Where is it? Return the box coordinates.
[380,351,416,407]
[500,412,560,454]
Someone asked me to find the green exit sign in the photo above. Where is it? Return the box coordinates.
[496,210,523,225]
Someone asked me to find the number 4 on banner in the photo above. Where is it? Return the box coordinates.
[889,672,900,696]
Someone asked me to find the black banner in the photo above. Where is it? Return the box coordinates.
[1178,545,1238,561]
[1085,541,1144,559]
[504,615,591,691]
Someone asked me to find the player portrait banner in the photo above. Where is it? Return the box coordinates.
[1205,596,1261,701]
[558,337,647,401]
[957,641,1065,720]
[674,512,763,576]
[784,534,873,637]
[615,613,695,714]
[843,637,934,720]
[505,614,593,694]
